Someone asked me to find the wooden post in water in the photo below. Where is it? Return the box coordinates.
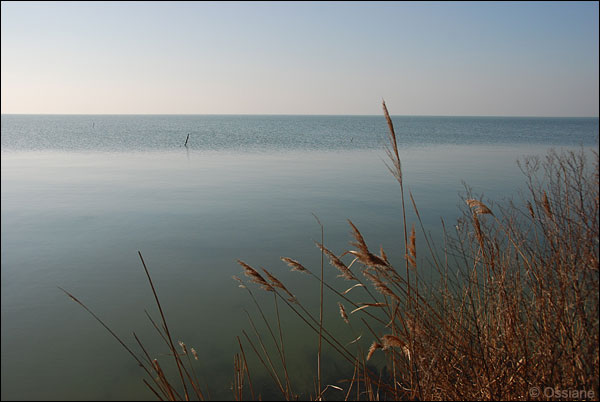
[184,133,190,147]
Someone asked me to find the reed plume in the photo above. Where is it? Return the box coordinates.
[238,260,274,291]
[316,242,357,281]
[281,257,308,273]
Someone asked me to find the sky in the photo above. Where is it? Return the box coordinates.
[1,1,598,116]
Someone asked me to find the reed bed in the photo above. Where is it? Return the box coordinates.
[63,102,599,401]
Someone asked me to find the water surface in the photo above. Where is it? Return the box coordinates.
[1,115,598,400]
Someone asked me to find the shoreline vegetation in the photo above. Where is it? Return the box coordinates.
[62,102,599,401]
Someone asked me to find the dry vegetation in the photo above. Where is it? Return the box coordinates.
[63,102,599,401]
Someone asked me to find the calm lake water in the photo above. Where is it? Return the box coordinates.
[1,115,598,400]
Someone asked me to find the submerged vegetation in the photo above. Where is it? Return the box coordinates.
[63,102,599,400]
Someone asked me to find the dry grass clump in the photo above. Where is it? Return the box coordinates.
[232,102,599,401]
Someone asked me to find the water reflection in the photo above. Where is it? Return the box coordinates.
[0,144,593,400]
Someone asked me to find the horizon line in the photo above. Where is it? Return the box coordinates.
[2,113,598,119]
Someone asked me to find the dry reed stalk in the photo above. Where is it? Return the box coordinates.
[233,354,242,401]
[367,341,383,361]
[144,310,170,346]
[379,246,389,264]
[142,379,166,401]
[382,100,401,182]
[153,359,178,401]
[342,283,365,295]
[280,257,390,326]
[267,289,359,367]
[338,302,350,324]
[139,315,205,401]
[409,191,444,275]
[472,212,485,250]
[315,384,344,401]
[236,336,255,401]
[232,275,246,289]
[541,190,553,218]
[345,358,360,401]
[363,270,401,302]
[138,252,190,401]
[348,220,389,268]
[237,264,377,398]
[237,273,293,398]
[281,257,308,273]
[178,340,187,355]
[382,100,411,322]
[381,334,406,350]
[346,334,362,346]
[466,199,493,215]
[316,242,357,281]
[241,327,287,399]
[272,292,294,398]
[314,214,325,401]
[173,339,205,400]
[261,267,295,300]
[407,224,416,268]
[350,303,387,314]
[132,332,159,370]
[237,260,274,291]
[527,201,535,218]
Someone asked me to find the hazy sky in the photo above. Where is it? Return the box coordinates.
[1,1,598,116]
